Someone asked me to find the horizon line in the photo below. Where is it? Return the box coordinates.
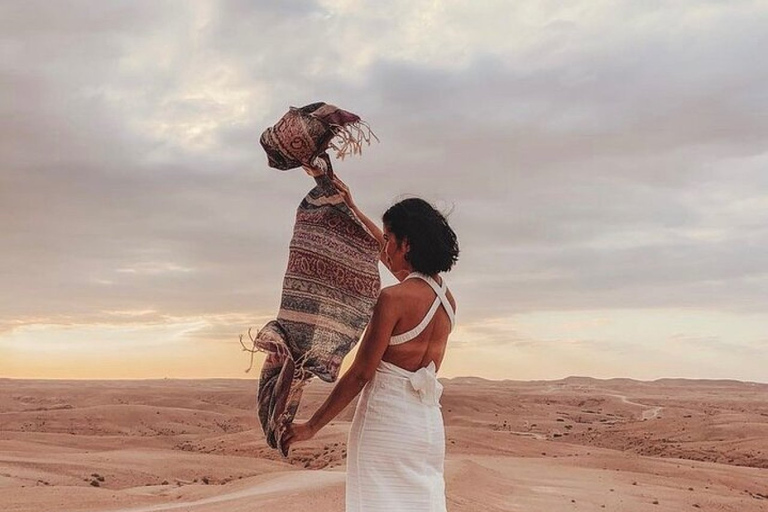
[2,375,766,385]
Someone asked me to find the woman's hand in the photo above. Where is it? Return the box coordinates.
[282,421,317,450]
[332,175,357,210]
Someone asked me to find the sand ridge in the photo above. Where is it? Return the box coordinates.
[1,377,766,511]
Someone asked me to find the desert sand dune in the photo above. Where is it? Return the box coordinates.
[1,377,766,511]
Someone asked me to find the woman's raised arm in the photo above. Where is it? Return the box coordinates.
[331,175,408,282]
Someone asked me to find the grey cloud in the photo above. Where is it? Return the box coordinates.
[1,0,767,335]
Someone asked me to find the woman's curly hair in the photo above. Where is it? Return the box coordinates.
[382,198,459,274]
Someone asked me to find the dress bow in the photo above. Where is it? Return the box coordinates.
[407,361,444,407]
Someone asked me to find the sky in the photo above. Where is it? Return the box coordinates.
[1,0,767,382]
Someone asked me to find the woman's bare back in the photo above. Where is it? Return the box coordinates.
[381,276,456,372]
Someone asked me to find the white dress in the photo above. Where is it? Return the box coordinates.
[346,272,455,512]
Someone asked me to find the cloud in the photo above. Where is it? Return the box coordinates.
[1,1,767,379]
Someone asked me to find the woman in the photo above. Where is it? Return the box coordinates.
[283,174,459,512]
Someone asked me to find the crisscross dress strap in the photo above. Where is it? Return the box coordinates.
[389,272,455,346]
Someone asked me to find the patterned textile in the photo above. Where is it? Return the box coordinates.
[245,104,380,456]
[260,102,375,173]
[278,175,380,382]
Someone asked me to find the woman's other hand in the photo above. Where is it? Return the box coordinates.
[282,421,317,450]
[333,175,357,210]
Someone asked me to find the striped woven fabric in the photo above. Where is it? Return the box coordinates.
[248,173,381,455]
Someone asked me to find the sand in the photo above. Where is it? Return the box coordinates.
[1,377,766,511]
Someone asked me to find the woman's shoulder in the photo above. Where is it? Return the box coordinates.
[398,274,458,312]
[378,280,417,305]
[380,281,408,299]
[380,276,457,315]
[381,276,437,301]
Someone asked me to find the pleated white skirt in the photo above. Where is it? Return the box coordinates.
[346,360,446,512]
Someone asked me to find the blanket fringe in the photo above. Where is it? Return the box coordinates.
[328,120,379,161]
[239,327,318,381]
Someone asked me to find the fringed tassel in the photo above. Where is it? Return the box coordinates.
[238,328,259,373]
[239,326,319,380]
[239,327,289,373]
[328,120,379,161]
